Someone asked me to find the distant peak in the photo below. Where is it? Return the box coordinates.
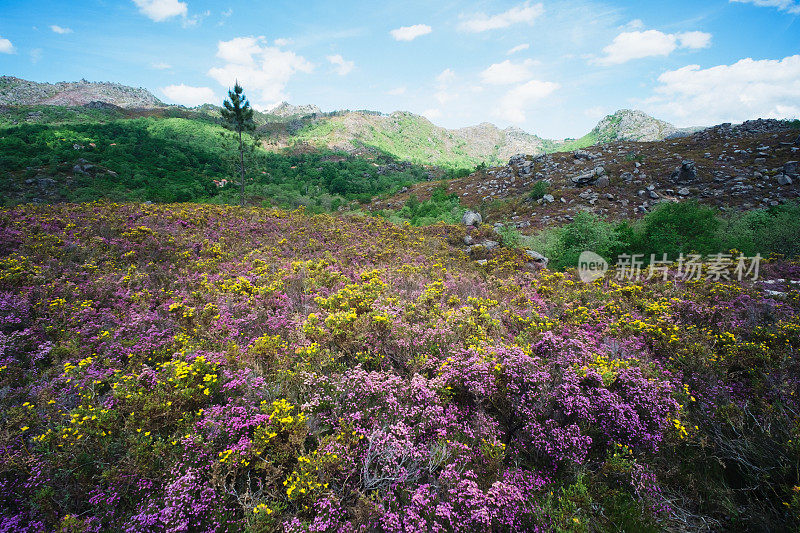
[0,76,164,109]
[267,101,321,117]
[590,109,680,142]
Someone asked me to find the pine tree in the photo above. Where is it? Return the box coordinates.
[220,82,255,206]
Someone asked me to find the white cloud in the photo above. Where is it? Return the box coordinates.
[273,38,291,46]
[677,31,712,49]
[0,37,14,54]
[30,48,42,63]
[480,59,539,85]
[597,30,676,65]
[507,43,530,55]
[435,90,458,105]
[645,55,800,125]
[459,1,543,32]
[387,86,407,96]
[624,19,645,30]
[433,69,458,106]
[497,79,559,122]
[436,68,455,85]
[132,0,187,22]
[50,25,73,34]
[182,9,210,27]
[584,106,608,119]
[327,54,354,76]
[422,108,442,121]
[596,29,712,65]
[207,36,314,108]
[390,24,432,41]
[151,61,172,70]
[161,84,216,106]
[730,0,800,14]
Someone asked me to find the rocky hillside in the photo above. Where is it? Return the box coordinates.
[267,101,322,117]
[273,108,696,169]
[0,76,165,108]
[371,118,800,230]
[285,110,568,168]
[588,109,697,143]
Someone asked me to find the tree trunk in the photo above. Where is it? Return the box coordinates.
[238,129,245,206]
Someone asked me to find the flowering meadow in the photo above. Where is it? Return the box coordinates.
[1,202,798,532]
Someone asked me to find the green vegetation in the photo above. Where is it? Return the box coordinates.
[548,211,623,270]
[529,201,800,269]
[294,113,487,169]
[0,104,126,125]
[380,186,465,226]
[495,224,524,248]
[549,132,598,153]
[0,109,428,208]
[721,202,800,258]
[627,201,721,259]
[528,180,549,201]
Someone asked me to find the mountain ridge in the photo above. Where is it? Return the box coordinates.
[0,76,694,167]
[0,76,165,108]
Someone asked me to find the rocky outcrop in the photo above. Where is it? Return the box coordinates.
[573,150,597,161]
[590,109,695,142]
[693,118,792,141]
[461,210,482,226]
[670,160,697,183]
[524,249,548,267]
[0,76,164,108]
[571,166,606,187]
[266,102,322,117]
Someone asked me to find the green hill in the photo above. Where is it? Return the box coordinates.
[0,106,429,208]
[288,111,566,168]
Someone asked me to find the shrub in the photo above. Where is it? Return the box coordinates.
[630,201,720,259]
[719,201,800,258]
[529,180,549,201]
[549,211,623,270]
[496,225,523,249]
[1,202,799,532]
[387,186,465,226]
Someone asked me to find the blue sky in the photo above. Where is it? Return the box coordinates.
[0,0,798,138]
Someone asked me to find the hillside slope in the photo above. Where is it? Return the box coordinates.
[590,109,697,143]
[0,76,165,108]
[287,111,568,168]
[371,118,800,229]
[1,201,798,531]
[0,106,429,206]
[273,108,693,169]
[0,77,694,170]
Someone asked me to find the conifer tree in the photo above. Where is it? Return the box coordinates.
[220,82,255,206]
